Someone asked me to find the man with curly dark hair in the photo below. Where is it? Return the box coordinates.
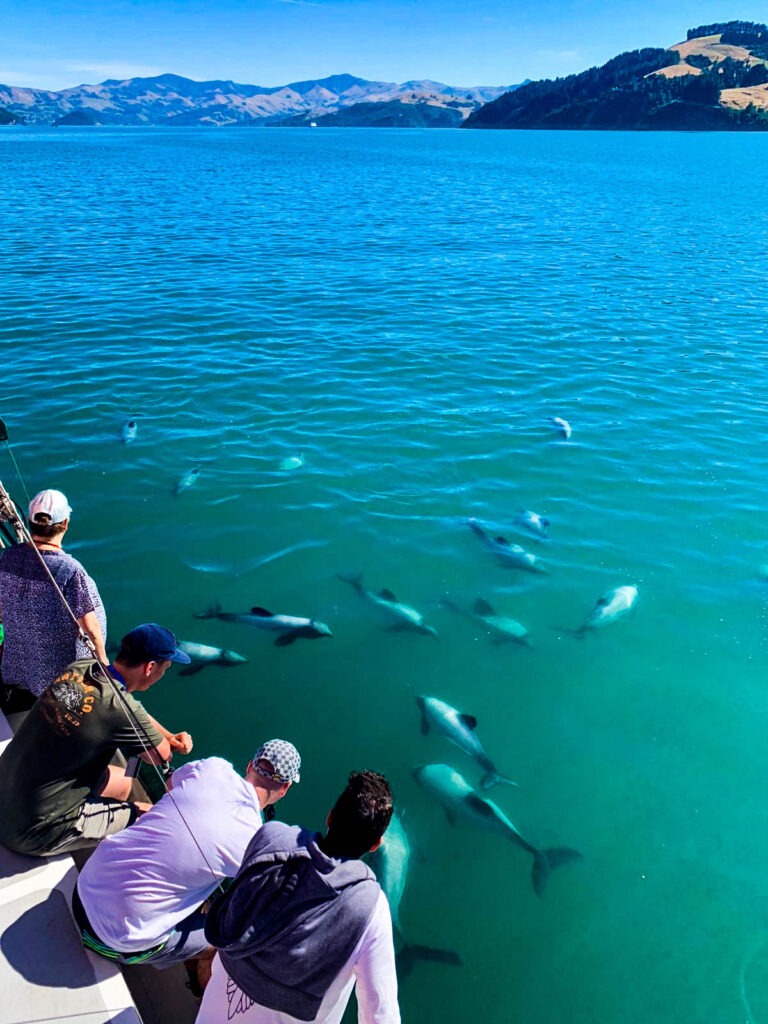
[197,770,400,1024]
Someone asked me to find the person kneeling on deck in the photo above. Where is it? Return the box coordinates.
[72,739,300,974]
[196,770,401,1024]
[0,623,192,857]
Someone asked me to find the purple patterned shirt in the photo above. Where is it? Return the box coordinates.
[0,544,107,696]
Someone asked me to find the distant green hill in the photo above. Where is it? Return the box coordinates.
[465,21,768,130]
[277,100,464,128]
[54,109,100,126]
[0,107,20,125]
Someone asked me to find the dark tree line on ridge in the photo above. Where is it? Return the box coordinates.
[464,26,768,131]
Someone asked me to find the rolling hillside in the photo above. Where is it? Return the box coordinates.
[464,21,768,130]
[0,73,518,127]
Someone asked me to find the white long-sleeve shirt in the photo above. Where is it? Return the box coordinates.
[195,890,400,1024]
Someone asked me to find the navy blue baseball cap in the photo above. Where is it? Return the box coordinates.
[120,623,191,665]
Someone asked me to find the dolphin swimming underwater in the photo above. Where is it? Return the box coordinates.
[194,602,332,646]
[577,584,638,636]
[551,417,572,440]
[279,453,304,471]
[466,519,547,574]
[368,812,462,976]
[175,641,249,676]
[417,696,518,789]
[515,509,550,540]
[174,465,200,496]
[413,764,581,895]
[121,419,137,445]
[337,573,437,636]
[441,596,531,647]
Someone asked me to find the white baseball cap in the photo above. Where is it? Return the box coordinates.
[28,489,72,525]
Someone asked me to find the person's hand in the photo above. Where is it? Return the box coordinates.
[169,731,193,755]
[133,801,153,816]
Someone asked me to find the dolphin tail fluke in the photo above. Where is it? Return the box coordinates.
[480,770,519,790]
[397,944,463,978]
[193,602,221,620]
[467,519,487,542]
[531,847,582,896]
[336,572,364,594]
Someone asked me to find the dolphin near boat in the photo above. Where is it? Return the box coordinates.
[551,416,572,440]
[441,596,531,647]
[174,465,200,496]
[176,641,248,676]
[337,573,437,636]
[193,602,332,647]
[413,764,581,895]
[368,812,462,976]
[577,584,638,636]
[121,419,137,445]
[417,696,518,789]
[279,453,304,471]
[466,519,547,575]
[515,509,550,540]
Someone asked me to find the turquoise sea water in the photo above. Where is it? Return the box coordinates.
[3,126,768,1022]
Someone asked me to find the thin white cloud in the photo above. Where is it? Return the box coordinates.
[277,0,325,7]
[536,49,582,61]
[64,62,166,80]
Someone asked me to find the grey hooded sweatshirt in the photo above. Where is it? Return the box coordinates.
[204,821,380,1022]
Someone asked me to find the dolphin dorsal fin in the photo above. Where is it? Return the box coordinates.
[380,588,397,601]
[473,598,494,616]
[250,606,273,616]
[494,536,510,547]
[465,793,495,820]
[460,713,478,730]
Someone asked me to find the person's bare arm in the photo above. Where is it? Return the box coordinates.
[77,610,108,664]
[144,712,193,755]
[139,735,173,763]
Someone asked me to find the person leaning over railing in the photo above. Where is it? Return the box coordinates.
[197,770,401,1024]
[0,488,108,714]
[0,623,193,857]
[71,739,300,993]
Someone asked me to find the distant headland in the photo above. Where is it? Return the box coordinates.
[464,21,768,130]
[0,73,521,129]
[3,22,768,131]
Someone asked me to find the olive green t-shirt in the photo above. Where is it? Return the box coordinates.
[0,658,163,855]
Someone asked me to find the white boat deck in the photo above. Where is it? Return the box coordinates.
[0,708,142,1024]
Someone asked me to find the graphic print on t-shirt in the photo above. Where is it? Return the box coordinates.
[39,664,97,734]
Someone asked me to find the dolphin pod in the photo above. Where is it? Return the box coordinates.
[417,696,517,789]
[515,509,550,540]
[413,764,581,896]
[175,641,248,677]
[466,518,548,574]
[337,573,437,637]
[441,596,531,647]
[121,419,137,445]
[194,602,332,646]
[578,584,638,636]
[174,465,200,496]
[368,812,462,977]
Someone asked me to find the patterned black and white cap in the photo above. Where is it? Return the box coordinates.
[253,738,301,784]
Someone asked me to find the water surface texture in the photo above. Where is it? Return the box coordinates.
[3,127,768,1023]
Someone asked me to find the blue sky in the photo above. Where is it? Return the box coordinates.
[3,0,768,91]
